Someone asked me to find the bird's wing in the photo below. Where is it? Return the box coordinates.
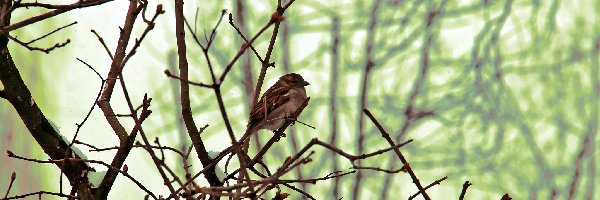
[247,85,292,129]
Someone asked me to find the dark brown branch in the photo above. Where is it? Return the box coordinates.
[74,140,100,151]
[3,0,113,32]
[120,4,164,68]
[193,135,410,197]
[248,168,315,200]
[90,143,186,157]
[3,172,15,198]
[2,191,76,200]
[173,0,223,188]
[165,50,194,187]
[97,0,142,142]
[459,181,472,200]
[364,108,431,199]
[249,14,282,108]
[6,34,70,53]
[501,193,512,200]
[183,1,255,195]
[229,14,264,63]
[7,151,157,199]
[91,30,114,59]
[28,21,78,44]
[407,176,448,200]
[95,94,154,199]
[117,69,179,198]
[164,69,214,88]
[184,9,227,50]
[59,58,106,194]
[0,13,93,195]
[219,0,298,83]
[275,170,355,184]
[95,2,163,198]
[174,97,309,198]
[352,164,408,174]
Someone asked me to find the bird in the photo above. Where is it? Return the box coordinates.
[243,73,309,148]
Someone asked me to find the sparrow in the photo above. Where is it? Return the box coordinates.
[244,73,309,143]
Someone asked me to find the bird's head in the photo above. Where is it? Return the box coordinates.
[279,73,310,87]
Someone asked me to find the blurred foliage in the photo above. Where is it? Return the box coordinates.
[2,0,600,199]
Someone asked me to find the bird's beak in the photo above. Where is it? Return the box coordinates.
[299,81,310,87]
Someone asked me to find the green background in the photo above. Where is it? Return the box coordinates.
[1,0,599,199]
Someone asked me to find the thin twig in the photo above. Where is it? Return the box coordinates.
[7,34,70,53]
[459,181,472,200]
[26,21,77,45]
[407,176,448,200]
[3,0,112,32]
[59,57,106,194]
[6,151,158,199]
[364,108,431,199]
[91,30,114,59]
[164,69,214,88]
[173,0,223,189]
[4,172,16,198]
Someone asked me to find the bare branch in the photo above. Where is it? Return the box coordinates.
[173,0,223,188]
[7,34,70,54]
[365,108,432,199]
[407,176,448,200]
[219,0,298,83]
[3,172,16,198]
[27,21,77,45]
[4,0,113,32]
[91,30,114,59]
[7,151,157,199]
[459,181,472,200]
[2,191,76,200]
[164,69,214,88]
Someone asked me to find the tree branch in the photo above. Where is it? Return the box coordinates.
[2,0,113,33]
[173,0,223,188]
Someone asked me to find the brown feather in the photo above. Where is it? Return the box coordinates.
[247,83,292,129]
[247,73,309,132]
